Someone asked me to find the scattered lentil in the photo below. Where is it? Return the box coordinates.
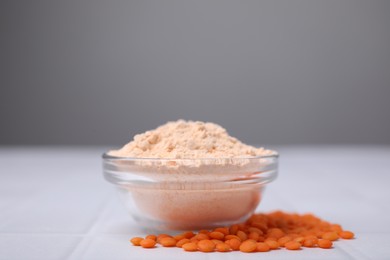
[256,242,271,252]
[322,232,339,241]
[285,241,301,250]
[209,231,225,240]
[239,240,257,253]
[159,237,177,247]
[140,239,156,248]
[130,237,143,246]
[145,235,157,241]
[182,242,198,252]
[198,240,215,252]
[176,239,191,248]
[265,239,280,250]
[318,239,333,249]
[130,211,355,254]
[278,236,292,247]
[216,243,231,252]
[339,231,355,239]
[225,239,241,250]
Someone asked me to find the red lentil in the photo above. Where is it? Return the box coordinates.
[198,240,215,252]
[214,227,229,235]
[182,231,195,239]
[285,241,301,250]
[248,231,260,241]
[237,230,248,241]
[225,238,241,250]
[209,231,225,240]
[176,238,191,248]
[195,233,209,241]
[182,242,198,252]
[256,242,271,252]
[216,243,231,252]
[225,235,241,241]
[265,239,280,250]
[156,234,171,244]
[239,240,257,253]
[160,237,177,247]
[130,237,143,246]
[339,231,354,239]
[278,236,292,247]
[140,238,156,248]
[318,239,333,249]
[322,232,339,241]
[211,239,223,245]
[303,236,318,247]
[145,235,157,241]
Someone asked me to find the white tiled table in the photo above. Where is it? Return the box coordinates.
[1,146,389,260]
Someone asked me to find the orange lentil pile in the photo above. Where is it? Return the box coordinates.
[130,211,355,253]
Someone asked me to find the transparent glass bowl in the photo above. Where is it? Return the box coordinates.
[102,153,278,231]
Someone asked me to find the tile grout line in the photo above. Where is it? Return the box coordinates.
[333,243,363,260]
[66,194,114,260]
[337,240,372,260]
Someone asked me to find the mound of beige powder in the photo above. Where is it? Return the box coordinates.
[109,120,276,158]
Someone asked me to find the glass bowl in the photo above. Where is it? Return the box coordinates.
[102,153,278,231]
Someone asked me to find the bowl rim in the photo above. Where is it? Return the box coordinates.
[102,152,279,161]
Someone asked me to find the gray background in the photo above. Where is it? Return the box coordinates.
[1,0,389,146]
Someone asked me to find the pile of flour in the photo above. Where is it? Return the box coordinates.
[109,120,275,158]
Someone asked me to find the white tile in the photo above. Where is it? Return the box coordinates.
[0,235,81,260]
[0,178,111,234]
[1,146,390,259]
[337,233,390,260]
